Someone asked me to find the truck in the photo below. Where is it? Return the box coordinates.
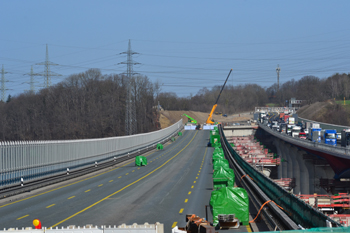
[291,126,301,138]
[299,132,307,139]
[324,129,337,146]
[341,129,350,147]
[287,124,293,135]
[287,117,295,125]
[308,128,321,142]
[279,123,287,133]
[284,115,290,123]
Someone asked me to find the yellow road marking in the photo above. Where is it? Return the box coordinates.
[0,132,191,210]
[132,170,135,172]
[188,191,191,195]
[85,189,91,192]
[68,196,75,199]
[50,131,198,228]
[191,186,194,188]
[196,177,198,179]
[150,161,153,163]
[194,181,196,183]
[185,199,188,203]
[197,173,199,176]
[125,173,129,175]
[246,225,252,232]
[46,204,55,208]
[118,176,122,178]
[172,222,177,228]
[98,184,103,187]
[198,170,201,173]
[138,168,140,169]
[179,208,184,213]
[109,180,113,182]
[17,215,29,220]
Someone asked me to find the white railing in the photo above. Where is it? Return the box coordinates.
[0,120,183,187]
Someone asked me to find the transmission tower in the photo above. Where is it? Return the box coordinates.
[119,39,140,135]
[1,64,8,102]
[36,44,61,88]
[24,66,38,93]
[276,64,281,90]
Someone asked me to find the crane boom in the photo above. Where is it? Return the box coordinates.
[206,69,233,124]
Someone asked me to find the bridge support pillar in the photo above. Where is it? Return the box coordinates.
[296,151,309,194]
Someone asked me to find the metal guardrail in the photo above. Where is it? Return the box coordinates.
[259,123,350,159]
[298,117,349,132]
[0,120,183,187]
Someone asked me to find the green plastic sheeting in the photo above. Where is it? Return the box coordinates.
[178,131,183,136]
[213,166,235,190]
[213,147,223,154]
[210,134,220,147]
[135,156,147,166]
[157,143,164,150]
[212,153,225,162]
[210,187,249,226]
[213,159,230,171]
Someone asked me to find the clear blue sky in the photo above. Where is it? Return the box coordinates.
[1,1,349,98]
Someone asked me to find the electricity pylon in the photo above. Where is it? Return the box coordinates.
[36,44,61,88]
[1,64,8,102]
[119,39,140,135]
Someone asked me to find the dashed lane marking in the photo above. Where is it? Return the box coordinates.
[172,222,177,228]
[109,180,113,182]
[68,196,75,199]
[98,184,103,187]
[50,131,198,228]
[17,215,29,220]
[85,189,91,192]
[188,191,191,195]
[185,199,188,203]
[46,204,55,208]
[179,208,184,213]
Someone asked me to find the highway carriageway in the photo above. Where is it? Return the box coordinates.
[0,130,268,232]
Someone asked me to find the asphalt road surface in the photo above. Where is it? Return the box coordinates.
[1,130,249,232]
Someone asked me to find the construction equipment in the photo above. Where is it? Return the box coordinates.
[182,114,197,124]
[206,69,233,124]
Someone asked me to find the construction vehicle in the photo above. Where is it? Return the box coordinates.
[182,114,197,124]
[206,69,233,124]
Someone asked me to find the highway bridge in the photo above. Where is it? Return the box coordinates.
[0,120,349,232]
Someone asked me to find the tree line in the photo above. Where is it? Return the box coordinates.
[0,69,159,141]
[157,73,350,114]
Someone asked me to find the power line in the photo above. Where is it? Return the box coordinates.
[36,44,62,88]
[119,39,139,135]
[1,64,8,102]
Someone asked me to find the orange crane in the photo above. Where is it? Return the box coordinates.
[206,69,233,124]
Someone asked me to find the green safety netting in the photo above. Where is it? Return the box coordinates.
[210,187,249,226]
[135,156,147,166]
[212,166,235,190]
[178,131,183,136]
[213,159,230,171]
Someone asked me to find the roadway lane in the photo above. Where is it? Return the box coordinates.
[0,130,252,232]
[0,130,194,229]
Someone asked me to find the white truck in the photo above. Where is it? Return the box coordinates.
[287,117,295,125]
[291,126,301,138]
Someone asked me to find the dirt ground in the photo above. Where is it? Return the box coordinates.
[159,110,253,128]
[297,101,332,119]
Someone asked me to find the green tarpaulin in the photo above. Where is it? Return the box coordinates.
[213,166,235,190]
[210,187,249,226]
[212,153,225,162]
[213,159,230,171]
[135,156,147,166]
[213,147,223,154]
[210,134,220,147]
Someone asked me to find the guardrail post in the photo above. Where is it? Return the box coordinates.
[66,168,69,175]
[95,161,98,167]
[20,177,23,186]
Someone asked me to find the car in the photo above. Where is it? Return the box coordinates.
[223,114,227,117]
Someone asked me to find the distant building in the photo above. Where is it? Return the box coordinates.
[289,98,303,109]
